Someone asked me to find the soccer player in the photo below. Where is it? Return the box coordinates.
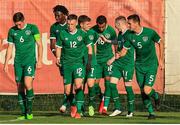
[125,14,163,119]
[100,16,135,117]
[3,12,43,120]
[49,5,72,113]
[78,15,99,116]
[92,15,117,114]
[55,14,92,119]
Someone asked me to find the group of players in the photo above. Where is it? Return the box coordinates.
[3,4,164,120]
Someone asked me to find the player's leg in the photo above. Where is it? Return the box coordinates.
[15,64,26,120]
[73,64,85,119]
[123,67,135,117]
[63,66,76,117]
[136,67,155,119]
[24,63,36,120]
[144,65,160,111]
[59,66,68,113]
[101,64,113,115]
[108,65,122,116]
[87,66,96,116]
[95,63,104,113]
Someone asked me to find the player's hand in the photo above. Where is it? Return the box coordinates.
[159,60,164,70]
[56,58,61,67]
[115,52,120,59]
[99,35,110,43]
[36,61,42,69]
[3,63,8,73]
[107,56,115,65]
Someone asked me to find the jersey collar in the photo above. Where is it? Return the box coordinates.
[60,22,67,26]
[136,27,143,36]
[22,24,27,30]
[69,28,77,35]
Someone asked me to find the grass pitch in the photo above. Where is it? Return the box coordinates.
[0,111,180,124]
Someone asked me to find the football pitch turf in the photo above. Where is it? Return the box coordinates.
[0,111,180,124]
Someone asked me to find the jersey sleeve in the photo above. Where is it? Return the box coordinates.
[123,40,131,50]
[7,29,14,44]
[56,31,63,48]
[110,28,117,40]
[50,25,56,40]
[32,25,40,42]
[93,31,99,45]
[152,30,161,43]
[84,32,92,47]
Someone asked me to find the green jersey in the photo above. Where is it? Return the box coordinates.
[124,27,160,66]
[115,30,134,67]
[83,29,99,66]
[50,22,67,40]
[7,24,40,65]
[56,28,92,66]
[92,25,117,63]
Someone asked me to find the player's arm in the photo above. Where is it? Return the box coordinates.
[34,34,43,69]
[153,30,164,69]
[99,35,118,45]
[50,25,57,56]
[55,33,63,67]
[50,39,56,56]
[157,39,164,69]
[4,43,13,73]
[4,29,14,73]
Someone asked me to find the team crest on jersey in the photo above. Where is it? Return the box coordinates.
[132,39,136,42]
[77,36,82,41]
[25,30,31,35]
[143,36,148,42]
[89,35,94,40]
[56,30,59,33]
[65,37,68,41]
[105,33,110,39]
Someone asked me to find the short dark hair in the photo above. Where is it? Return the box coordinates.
[96,15,107,24]
[115,16,126,22]
[53,5,69,16]
[67,14,78,20]
[13,12,24,22]
[127,14,140,24]
[78,15,91,25]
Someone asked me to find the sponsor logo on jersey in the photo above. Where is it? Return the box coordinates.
[89,35,94,40]
[14,33,17,36]
[105,33,110,39]
[77,36,82,41]
[25,30,31,35]
[143,36,148,42]
[56,30,59,33]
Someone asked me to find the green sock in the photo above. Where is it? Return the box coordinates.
[110,83,121,110]
[94,83,102,99]
[88,86,96,107]
[62,94,68,107]
[26,89,34,114]
[104,80,111,108]
[148,89,159,100]
[18,92,26,115]
[141,92,154,114]
[125,86,135,112]
[67,93,76,106]
[75,88,84,113]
